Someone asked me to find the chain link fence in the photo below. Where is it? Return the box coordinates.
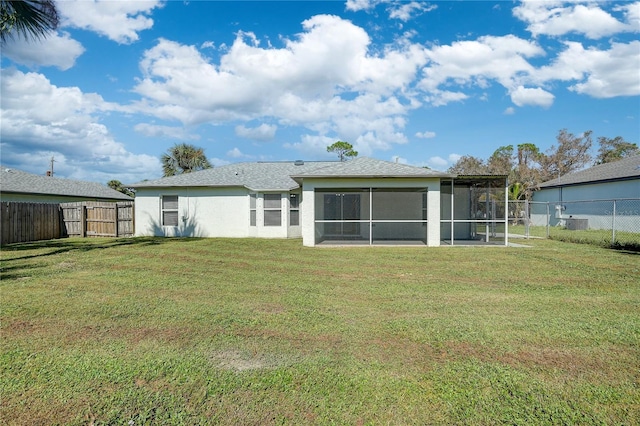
[508,199,640,249]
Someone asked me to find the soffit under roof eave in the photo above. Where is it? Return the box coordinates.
[244,184,300,192]
[290,174,454,180]
[131,183,243,190]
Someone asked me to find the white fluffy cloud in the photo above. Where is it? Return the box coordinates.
[0,69,159,183]
[510,86,555,107]
[425,153,461,170]
[129,10,638,158]
[534,41,640,98]
[235,124,277,141]
[58,0,162,44]
[513,0,633,39]
[1,32,85,70]
[345,0,383,12]
[388,2,437,22]
[227,147,255,159]
[133,15,427,156]
[415,131,436,139]
[134,123,200,140]
[420,35,544,104]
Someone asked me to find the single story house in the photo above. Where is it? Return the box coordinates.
[532,155,640,230]
[0,166,133,203]
[131,157,508,247]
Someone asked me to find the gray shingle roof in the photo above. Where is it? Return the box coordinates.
[539,155,640,188]
[131,161,336,191]
[0,166,133,200]
[291,157,453,178]
[131,158,453,191]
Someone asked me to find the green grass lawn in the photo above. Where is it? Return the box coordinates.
[509,224,640,250]
[2,237,639,425]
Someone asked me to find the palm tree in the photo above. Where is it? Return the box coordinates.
[1,0,59,42]
[161,143,212,177]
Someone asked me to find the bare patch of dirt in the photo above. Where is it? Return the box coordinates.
[210,350,294,372]
[56,261,76,269]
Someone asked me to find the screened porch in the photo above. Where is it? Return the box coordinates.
[440,177,508,246]
[314,188,428,245]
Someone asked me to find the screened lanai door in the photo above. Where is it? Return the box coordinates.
[323,193,361,237]
[315,188,428,245]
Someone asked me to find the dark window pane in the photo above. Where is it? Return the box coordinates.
[264,210,281,226]
[290,210,299,226]
[264,194,280,208]
[289,193,299,209]
[163,211,179,226]
[162,195,178,210]
[250,210,256,226]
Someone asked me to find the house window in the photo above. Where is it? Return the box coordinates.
[290,193,300,226]
[249,194,257,226]
[162,195,179,226]
[264,194,281,226]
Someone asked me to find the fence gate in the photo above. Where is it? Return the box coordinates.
[61,201,134,238]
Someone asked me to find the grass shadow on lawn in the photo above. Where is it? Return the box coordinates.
[1,236,202,256]
[0,237,204,280]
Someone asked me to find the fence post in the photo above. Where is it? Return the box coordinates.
[612,200,616,245]
[524,200,530,239]
[114,203,119,237]
[546,202,550,238]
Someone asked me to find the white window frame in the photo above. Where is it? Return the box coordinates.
[249,193,257,226]
[289,193,300,226]
[263,193,282,227]
[161,195,179,227]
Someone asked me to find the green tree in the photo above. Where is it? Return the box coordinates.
[161,143,212,177]
[447,155,488,175]
[513,143,542,200]
[327,141,358,161]
[107,180,135,197]
[594,136,639,165]
[539,129,592,182]
[1,0,59,42]
[487,145,514,176]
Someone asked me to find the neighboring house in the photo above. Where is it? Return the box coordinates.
[132,157,508,247]
[532,155,640,230]
[0,166,133,203]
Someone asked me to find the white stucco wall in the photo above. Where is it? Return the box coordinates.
[300,177,441,247]
[134,187,295,238]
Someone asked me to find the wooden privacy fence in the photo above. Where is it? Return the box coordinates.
[1,202,62,245]
[1,201,134,245]
[61,201,134,238]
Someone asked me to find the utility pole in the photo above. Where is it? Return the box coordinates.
[46,156,55,177]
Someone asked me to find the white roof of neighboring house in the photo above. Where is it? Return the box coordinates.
[539,155,640,189]
[0,166,133,201]
[131,157,454,192]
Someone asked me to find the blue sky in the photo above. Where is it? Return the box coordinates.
[1,0,638,184]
